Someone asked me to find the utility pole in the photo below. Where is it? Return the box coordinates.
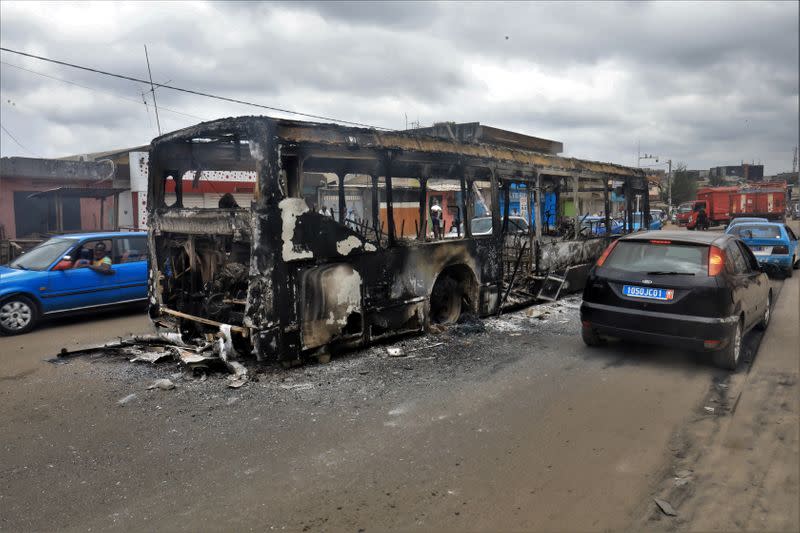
[667,159,672,214]
[144,44,162,136]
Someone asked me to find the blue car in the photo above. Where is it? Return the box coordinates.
[727,217,768,230]
[581,216,623,236]
[630,212,663,231]
[0,232,149,335]
[725,223,799,277]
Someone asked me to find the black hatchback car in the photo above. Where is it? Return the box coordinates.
[580,231,772,369]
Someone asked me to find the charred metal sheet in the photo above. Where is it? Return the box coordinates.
[537,238,608,274]
[151,209,252,236]
[299,264,362,350]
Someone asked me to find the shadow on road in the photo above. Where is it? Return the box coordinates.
[37,303,148,332]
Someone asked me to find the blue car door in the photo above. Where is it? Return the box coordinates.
[110,235,149,302]
[43,239,116,312]
[784,225,798,260]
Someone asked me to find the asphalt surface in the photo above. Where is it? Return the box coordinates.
[1,227,798,532]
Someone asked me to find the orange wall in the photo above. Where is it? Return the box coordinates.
[380,206,420,238]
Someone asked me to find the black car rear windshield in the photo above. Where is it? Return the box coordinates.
[603,240,709,275]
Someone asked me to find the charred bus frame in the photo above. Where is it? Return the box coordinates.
[147,116,649,363]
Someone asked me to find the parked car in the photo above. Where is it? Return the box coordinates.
[581,231,772,369]
[580,216,623,236]
[630,212,662,231]
[650,209,666,223]
[675,202,694,226]
[791,203,800,220]
[727,217,768,230]
[725,222,799,278]
[0,232,148,335]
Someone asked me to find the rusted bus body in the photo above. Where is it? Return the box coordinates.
[146,116,648,362]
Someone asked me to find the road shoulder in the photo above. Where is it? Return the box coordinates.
[642,272,799,531]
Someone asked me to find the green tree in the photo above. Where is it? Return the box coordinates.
[669,163,697,205]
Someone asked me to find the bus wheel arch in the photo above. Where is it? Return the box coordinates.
[428,264,479,325]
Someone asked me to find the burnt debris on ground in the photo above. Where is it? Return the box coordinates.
[52,295,584,394]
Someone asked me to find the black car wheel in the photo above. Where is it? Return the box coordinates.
[712,320,742,370]
[0,295,39,336]
[581,326,604,347]
[784,266,794,278]
[756,292,772,331]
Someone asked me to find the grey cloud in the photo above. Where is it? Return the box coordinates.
[0,0,797,174]
[268,1,443,29]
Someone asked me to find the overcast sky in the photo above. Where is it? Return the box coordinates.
[1,1,797,174]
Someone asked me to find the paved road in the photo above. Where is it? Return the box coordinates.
[1,235,797,531]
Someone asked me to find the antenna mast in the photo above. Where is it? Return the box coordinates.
[144,44,162,135]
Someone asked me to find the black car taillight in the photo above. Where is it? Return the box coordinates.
[708,245,726,276]
[772,245,789,254]
[596,240,619,266]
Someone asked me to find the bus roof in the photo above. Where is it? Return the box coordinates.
[151,116,646,181]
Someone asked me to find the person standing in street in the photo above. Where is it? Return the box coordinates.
[430,201,443,240]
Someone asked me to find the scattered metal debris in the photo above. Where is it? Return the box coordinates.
[227,378,247,389]
[129,350,171,364]
[147,379,176,391]
[653,497,678,516]
[55,323,250,388]
[279,383,314,391]
[117,393,137,406]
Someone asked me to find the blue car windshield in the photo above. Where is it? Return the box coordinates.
[733,225,781,239]
[9,238,76,271]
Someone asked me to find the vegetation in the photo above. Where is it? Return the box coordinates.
[664,162,697,204]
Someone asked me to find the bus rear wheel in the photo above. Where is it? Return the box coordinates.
[430,275,462,324]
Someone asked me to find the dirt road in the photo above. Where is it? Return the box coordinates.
[1,269,797,531]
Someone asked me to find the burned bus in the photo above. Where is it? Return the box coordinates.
[146,116,649,363]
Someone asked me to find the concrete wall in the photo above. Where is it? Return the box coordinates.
[0,177,110,239]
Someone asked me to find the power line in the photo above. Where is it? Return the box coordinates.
[0,46,393,131]
[0,60,206,121]
[0,122,39,156]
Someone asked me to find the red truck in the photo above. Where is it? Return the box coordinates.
[687,186,739,229]
[687,182,787,229]
[728,181,787,221]
[675,202,694,226]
